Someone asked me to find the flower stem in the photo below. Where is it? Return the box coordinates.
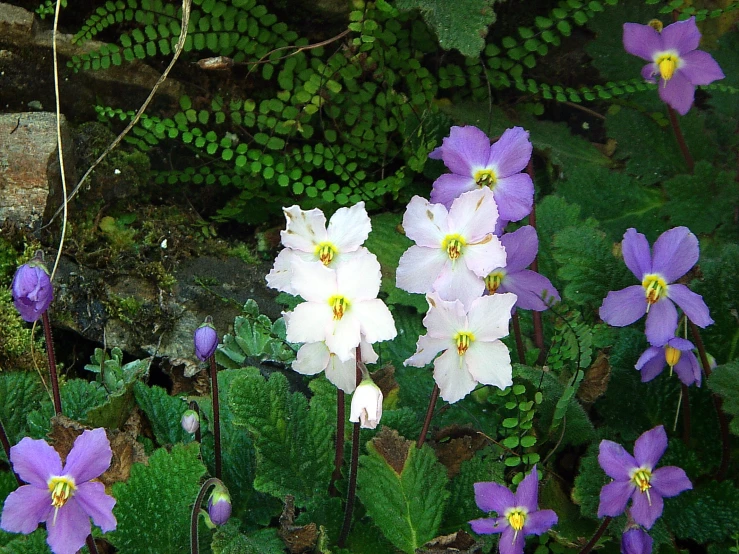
[417,384,440,449]
[338,350,362,548]
[579,517,611,554]
[330,390,345,497]
[209,355,222,480]
[680,383,691,444]
[511,312,527,364]
[190,477,222,554]
[189,400,201,444]
[525,161,546,365]
[667,107,694,174]
[0,419,21,485]
[41,312,62,415]
[689,322,730,480]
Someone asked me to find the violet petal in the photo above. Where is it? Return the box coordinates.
[623,23,662,61]
[474,481,515,514]
[502,270,560,311]
[46,499,92,554]
[650,466,692,498]
[523,509,557,535]
[469,516,505,535]
[622,528,653,554]
[659,70,695,115]
[74,481,117,532]
[622,228,653,280]
[630,487,664,529]
[661,17,701,54]
[644,299,678,347]
[641,62,658,83]
[492,173,534,222]
[599,286,647,327]
[650,227,698,282]
[487,127,532,177]
[63,428,112,484]
[514,465,538,512]
[0,486,52,534]
[638,351,667,382]
[430,173,478,209]
[9,437,62,487]
[500,226,538,272]
[679,50,725,85]
[667,284,714,328]
[633,426,667,469]
[598,440,637,480]
[597,480,633,518]
[499,525,525,554]
[440,126,493,175]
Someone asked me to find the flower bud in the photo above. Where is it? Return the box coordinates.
[621,528,652,554]
[207,484,231,526]
[11,254,54,323]
[194,318,218,361]
[349,378,383,429]
[181,410,200,434]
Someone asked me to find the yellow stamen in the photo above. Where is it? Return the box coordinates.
[441,234,466,261]
[657,55,677,83]
[631,468,653,505]
[506,507,527,543]
[328,295,349,320]
[315,242,337,266]
[642,274,668,310]
[665,345,681,368]
[484,271,505,294]
[474,168,498,189]
[648,19,663,33]
[454,331,475,356]
[48,476,76,526]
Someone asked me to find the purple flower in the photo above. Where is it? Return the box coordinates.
[598,426,691,529]
[599,227,713,347]
[429,126,534,222]
[623,17,724,115]
[207,484,231,526]
[469,465,557,554]
[485,226,560,311]
[622,528,653,554]
[635,337,701,386]
[11,256,54,323]
[0,428,116,554]
[194,318,218,361]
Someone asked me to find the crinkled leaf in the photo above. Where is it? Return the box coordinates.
[665,481,739,543]
[0,529,50,552]
[211,522,284,554]
[59,379,108,422]
[107,443,207,553]
[228,368,333,507]
[218,303,294,369]
[133,381,192,446]
[356,434,449,553]
[0,372,44,448]
[707,361,739,436]
[396,0,496,57]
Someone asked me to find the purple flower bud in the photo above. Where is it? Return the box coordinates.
[194,319,218,361]
[181,410,200,434]
[207,484,231,526]
[621,528,652,554]
[11,256,54,322]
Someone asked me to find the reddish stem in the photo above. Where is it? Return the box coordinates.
[511,312,527,364]
[525,161,546,365]
[330,390,345,497]
[579,517,611,554]
[209,355,222,480]
[416,384,440,449]
[667,107,694,174]
[42,312,62,415]
[338,349,362,547]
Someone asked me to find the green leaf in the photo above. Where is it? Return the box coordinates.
[665,481,739,542]
[395,0,496,57]
[356,434,450,554]
[107,444,207,553]
[0,372,44,448]
[707,362,739,436]
[228,368,333,507]
[133,381,191,446]
[60,379,108,422]
[211,521,285,554]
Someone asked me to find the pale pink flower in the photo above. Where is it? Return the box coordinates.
[350,378,383,429]
[405,292,516,403]
[291,339,378,393]
[396,188,506,308]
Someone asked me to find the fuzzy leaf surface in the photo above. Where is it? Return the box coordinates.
[133,381,191,447]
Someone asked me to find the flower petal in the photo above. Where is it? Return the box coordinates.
[598,440,637,480]
[448,188,499,242]
[463,236,507,279]
[633,425,667,469]
[402,196,449,247]
[630,488,663,529]
[354,299,397,344]
[659,70,695,115]
[667,284,714,328]
[636,347,666,382]
[432,259,486,308]
[597,480,633,518]
[327,201,371,252]
[280,206,327,251]
[292,342,331,376]
[433,348,477,404]
[74,481,116,532]
[46,498,92,554]
[423,294,467,338]
[465,340,512,390]
[266,248,298,294]
[651,227,699,282]
[396,245,449,295]
[524,509,557,536]
[622,228,652,280]
[661,17,701,54]
[430,173,478,209]
[438,125,492,175]
[599,286,647,327]
[500,525,526,554]
[285,302,334,345]
[336,250,382,301]
[679,50,724,85]
[623,23,662,61]
[291,259,338,303]
[645,299,678,347]
[404,334,451,368]
[500,226,538,272]
[514,465,539,512]
[501,270,560,311]
[641,62,658,83]
[63,429,112,484]
[474,481,515,514]
[622,528,653,554]
[488,127,532,177]
[0,486,52,534]
[325,312,362,362]
[326,353,359,393]
[9,437,62,487]
[468,293,516,341]
[674,351,701,387]
[492,173,534,222]
[469,516,506,535]
[650,466,692,497]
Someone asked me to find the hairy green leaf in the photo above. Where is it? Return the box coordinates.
[707,362,739,436]
[133,382,191,446]
[0,372,44,448]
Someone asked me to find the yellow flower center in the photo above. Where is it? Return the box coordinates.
[631,468,653,505]
[328,295,349,320]
[642,274,668,308]
[441,234,466,261]
[453,331,475,355]
[665,345,681,367]
[48,476,76,525]
[506,508,526,532]
[315,242,337,266]
[474,168,498,189]
[484,271,505,294]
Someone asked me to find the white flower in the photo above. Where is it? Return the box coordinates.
[405,292,516,403]
[350,378,383,429]
[267,202,372,294]
[285,252,396,362]
[292,340,378,393]
[396,188,506,308]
